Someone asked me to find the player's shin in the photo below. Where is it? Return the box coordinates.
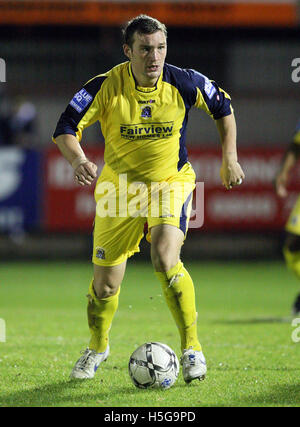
[87,279,120,353]
[155,261,202,352]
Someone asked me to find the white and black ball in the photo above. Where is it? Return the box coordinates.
[128,342,179,390]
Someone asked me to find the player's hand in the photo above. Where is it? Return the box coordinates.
[220,159,245,190]
[74,161,98,186]
[274,171,288,198]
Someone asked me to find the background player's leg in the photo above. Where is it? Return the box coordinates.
[283,232,300,315]
[151,224,201,352]
[88,261,127,353]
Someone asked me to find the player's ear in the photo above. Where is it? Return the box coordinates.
[123,44,132,60]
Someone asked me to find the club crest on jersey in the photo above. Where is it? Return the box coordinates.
[96,247,106,260]
[141,106,152,119]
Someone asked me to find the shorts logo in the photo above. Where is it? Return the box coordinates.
[141,106,152,119]
[96,247,106,260]
[70,88,93,113]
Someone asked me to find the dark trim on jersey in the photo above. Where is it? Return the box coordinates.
[162,63,232,171]
[163,64,198,111]
[162,64,196,171]
[186,68,232,120]
[53,75,107,139]
[180,191,193,235]
[178,114,189,171]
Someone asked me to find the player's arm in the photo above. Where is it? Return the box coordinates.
[216,113,245,190]
[275,142,300,198]
[56,134,97,186]
[53,75,107,186]
[189,69,244,189]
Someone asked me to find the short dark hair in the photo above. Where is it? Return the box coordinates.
[122,15,167,48]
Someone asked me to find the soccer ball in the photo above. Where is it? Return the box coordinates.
[128,342,179,389]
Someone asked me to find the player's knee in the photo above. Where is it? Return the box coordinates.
[151,242,179,272]
[93,279,119,299]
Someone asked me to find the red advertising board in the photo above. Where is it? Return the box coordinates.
[44,147,104,231]
[189,147,300,231]
[43,146,300,232]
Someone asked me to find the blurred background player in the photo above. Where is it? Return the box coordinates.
[52,15,245,383]
[0,88,37,147]
[275,119,300,316]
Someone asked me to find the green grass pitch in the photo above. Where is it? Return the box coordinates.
[0,260,300,407]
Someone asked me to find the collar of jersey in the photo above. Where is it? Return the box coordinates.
[128,62,163,95]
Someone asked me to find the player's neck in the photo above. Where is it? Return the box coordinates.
[131,67,158,88]
[135,76,157,88]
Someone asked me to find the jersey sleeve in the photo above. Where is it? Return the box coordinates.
[52,75,107,143]
[188,69,233,120]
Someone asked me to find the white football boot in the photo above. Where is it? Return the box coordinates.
[70,346,109,379]
[180,348,207,384]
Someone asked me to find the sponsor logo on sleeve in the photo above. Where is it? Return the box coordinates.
[70,88,93,113]
[204,78,216,99]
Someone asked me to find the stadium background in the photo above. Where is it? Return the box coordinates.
[0,0,300,262]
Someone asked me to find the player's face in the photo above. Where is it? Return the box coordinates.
[124,30,167,87]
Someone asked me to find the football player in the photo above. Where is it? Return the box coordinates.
[53,15,245,383]
[275,119,300,316]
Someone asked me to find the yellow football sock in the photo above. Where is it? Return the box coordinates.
[155,261,202,352]
[87,279,120,353]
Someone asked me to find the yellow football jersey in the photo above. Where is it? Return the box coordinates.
[285,119,300,235]
[53,61,233,183]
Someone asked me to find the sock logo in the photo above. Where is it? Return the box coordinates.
[168,273,184,288]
